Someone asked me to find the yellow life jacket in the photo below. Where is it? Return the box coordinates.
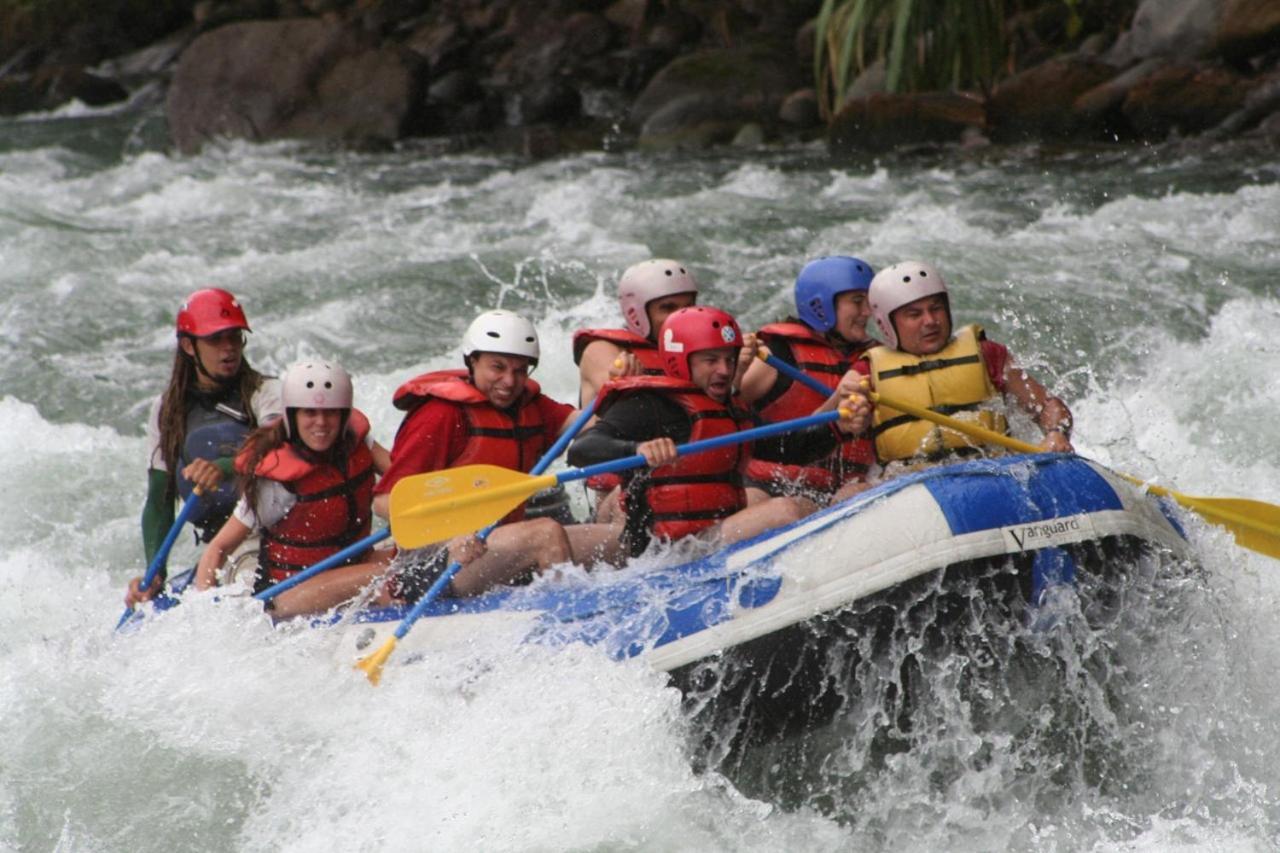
[866,324,1009,463]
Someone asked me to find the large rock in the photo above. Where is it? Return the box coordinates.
[1106,0,1217,65]
[166,18,424,153]
[630,44,799,131]
[988,56,1117,141]
[1215,0,1280,62]
[1122,61,1253,137]
[828,91,985,153]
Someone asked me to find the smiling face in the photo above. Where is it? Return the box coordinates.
[644,292,696,342]
[182,329,244,388]
[294,407,342,453]
[687,347,738,402]
[891,294,951,355]
[830,290,872,344]
[470,352,532,408]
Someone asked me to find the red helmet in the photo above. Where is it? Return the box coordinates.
[176,288,251,338]
[658,306,742,381]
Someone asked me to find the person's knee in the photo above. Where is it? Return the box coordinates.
[528,517,571,565]
[772,496,812,523]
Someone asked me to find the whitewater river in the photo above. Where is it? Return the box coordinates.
[2,104,1278,851]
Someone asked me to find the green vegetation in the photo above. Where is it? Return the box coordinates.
[814,0,1007,118]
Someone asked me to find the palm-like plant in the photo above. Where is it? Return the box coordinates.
[814,0,1007,119]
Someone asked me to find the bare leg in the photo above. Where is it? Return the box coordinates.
[565,522,628,568]
[271,549,395,620]
[830,479,873,504]
[450,517,572,597]
[591,486,624,523]
[716,496,816,547]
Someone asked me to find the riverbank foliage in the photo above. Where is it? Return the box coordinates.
[814,0,1132,118]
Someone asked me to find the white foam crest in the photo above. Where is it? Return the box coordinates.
[819,165,893,200]
[0,586,847,851]
[1037,182,1280,259]
[716,162,793,199]
[0,397,145,559]
[1073,295,1280,497]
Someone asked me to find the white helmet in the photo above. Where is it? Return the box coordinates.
[462,309,540,365]
[282,360,354,410]
[281,360,353,436]
[868,260,950,349]
[617,258,698,339]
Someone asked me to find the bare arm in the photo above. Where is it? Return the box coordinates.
[1002,362,1074,452]
[737,344,778,405]
[577,339,626,407]
[194,516,253,590]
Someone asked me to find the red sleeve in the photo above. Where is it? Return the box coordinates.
[535,394,576,450]
[373,400,468,496]
[980,340,1011,393]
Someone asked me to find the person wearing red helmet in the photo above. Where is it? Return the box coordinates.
[568,306,870,558]
[851,261,1074,476]
[124,288,283,608]
[738,255,879,502]
[573,259,700,522]
[191,360,395,619]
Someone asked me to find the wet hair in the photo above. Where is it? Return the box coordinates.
[155,340,266,499]
[236,409,352,521]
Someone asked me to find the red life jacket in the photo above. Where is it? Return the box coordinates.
[392,369,554,523]
[745,322,875,493]
[597,375,746,543]
[245,409,376,582]
[573,329,666,493]
[572,328,666,373]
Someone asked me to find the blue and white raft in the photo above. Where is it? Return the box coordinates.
[333,453,1191,690]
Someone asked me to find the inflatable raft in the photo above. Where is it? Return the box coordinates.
[332,454,1192,708]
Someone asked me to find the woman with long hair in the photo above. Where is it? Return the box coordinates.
[125,288,282,607]
[193,360,393,619]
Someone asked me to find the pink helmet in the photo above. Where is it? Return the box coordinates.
[617,259,698,339]
[176,288,250,338]
[868,261,950,349]
[658,306,742,381]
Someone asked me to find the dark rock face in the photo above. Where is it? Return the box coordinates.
[829,92,985,152]
[0,65,129,116]
[3,0,1277,155]
[630,44,800,148]
[987,56,1118,142]
[166,18,423,153]
[1215,0,1280,63]
[1122,62,1253,137]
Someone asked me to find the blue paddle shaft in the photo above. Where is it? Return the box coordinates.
[116,491,202,629]
[552,407,844,486]
[254,528,391,601]
[391,397,600,641]
[762,352,836,397]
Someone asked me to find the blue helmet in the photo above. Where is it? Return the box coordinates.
[794,256,875,333]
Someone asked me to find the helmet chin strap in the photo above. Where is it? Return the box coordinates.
[185,336,235,390]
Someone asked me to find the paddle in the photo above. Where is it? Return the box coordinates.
[116,490,202,630]
[761,350,1280,560]
[254,528,392,603]
[386,406,850,551]
[356,397,600,685]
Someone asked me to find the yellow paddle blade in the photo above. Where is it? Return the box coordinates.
[355,636,397,686]
[1120,483,1280,560]
[388,465,558,549]
[871,390,1280,561]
